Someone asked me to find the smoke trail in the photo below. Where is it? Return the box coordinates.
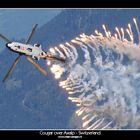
[46,18,140,129]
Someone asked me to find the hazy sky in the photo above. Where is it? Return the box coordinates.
[0,9,62,51]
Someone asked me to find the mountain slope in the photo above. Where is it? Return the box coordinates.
[0,9,140,129]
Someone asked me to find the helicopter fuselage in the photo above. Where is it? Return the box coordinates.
[6,42,46,60]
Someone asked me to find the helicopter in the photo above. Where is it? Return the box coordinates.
[0,24,65,82]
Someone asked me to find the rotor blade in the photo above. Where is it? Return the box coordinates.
[26,24,38,44]
[0,34,11,43]
[26,56,47,76]
[3,55,22,82]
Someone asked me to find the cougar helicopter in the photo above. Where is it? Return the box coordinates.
[0,24,65,82]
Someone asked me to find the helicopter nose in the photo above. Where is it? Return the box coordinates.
[6,43,10,47]
[6,43,11,48]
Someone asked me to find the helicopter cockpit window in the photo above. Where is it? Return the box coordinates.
[27,48,32,52]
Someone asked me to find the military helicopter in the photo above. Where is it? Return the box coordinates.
[0,24,65,82]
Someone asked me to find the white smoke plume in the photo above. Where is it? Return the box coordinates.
[46,18,140,129]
